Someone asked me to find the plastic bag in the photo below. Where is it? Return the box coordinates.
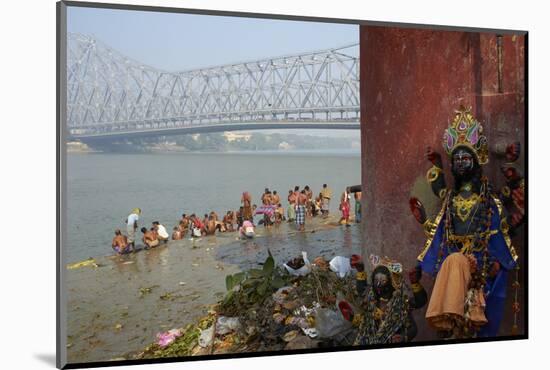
[329,256,351,278]
[315,308,353,338]
[216,316,240,335]
[283,251,311,276]
[198,325,214,347]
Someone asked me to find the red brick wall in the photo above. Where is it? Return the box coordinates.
[359,26,525,340]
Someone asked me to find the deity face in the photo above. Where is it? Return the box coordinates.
[372,266,394,298]
[452,148,474,176]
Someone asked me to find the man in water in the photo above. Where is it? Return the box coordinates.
[236,207,244,228]
[272,190,280,206]
[275,203,285,224]
[287,189,296,222]
[304,185,313,217]
[320,184,332,217]
[241,192,253,221]
[239,219,255,238]
[153,221,169,243]
[296,190,307,232]
[141,227,159,248]
[179,214,190,236]
[112,229,131,254]
[353,190,362,223]
[172,226,183,240]
[205,215,217,235]
[223,211,235,232]
[190,214,205,237]
[126,208,141,249]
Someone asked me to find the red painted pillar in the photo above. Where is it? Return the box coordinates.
[359,26,525,339]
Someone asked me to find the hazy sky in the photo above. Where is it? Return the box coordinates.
[67,6,358,72]
[67,6,360,139]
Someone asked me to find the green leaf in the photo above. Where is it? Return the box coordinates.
[272,276,285,289]
[223,290,234,304]
[226,275,234,291]
[263,255,274,276]
[233,272,245,285]
[257,280,269,296]
[248,269,264,278]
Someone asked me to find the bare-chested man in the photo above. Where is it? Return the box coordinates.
[179,214,190,235]
[205,215,217,235]
[296,190,307,231]
[223,211,235,232]
[172,226,183,240]
[261,188,272,205]
[141,227,159,248]
[272,190,280,206]
[112,229,131,254]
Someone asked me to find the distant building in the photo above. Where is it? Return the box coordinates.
[223,132,251,142]
[278,141,294,150]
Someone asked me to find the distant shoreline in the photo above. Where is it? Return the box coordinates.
[67,148,361,156]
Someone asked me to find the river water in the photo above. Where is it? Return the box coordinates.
[67,150,361,262]
[65,149,363,363]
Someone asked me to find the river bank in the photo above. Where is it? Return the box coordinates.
[66,215,362,364]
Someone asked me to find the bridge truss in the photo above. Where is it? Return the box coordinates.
[67,33,360,138]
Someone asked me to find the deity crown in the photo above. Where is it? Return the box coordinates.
[442,106,489,165]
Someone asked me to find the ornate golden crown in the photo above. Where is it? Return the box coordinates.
[442,106,489,165]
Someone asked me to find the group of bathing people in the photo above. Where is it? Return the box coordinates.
[111,183,361,255]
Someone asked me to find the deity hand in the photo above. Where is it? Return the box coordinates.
[500,165,525,228]
[426,146,443,168]
[500,165,522,182]
[409,198,427,225]
[505,142,521,163]
[408,265,422,284]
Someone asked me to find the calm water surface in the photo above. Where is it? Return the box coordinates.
[67,150,361,262]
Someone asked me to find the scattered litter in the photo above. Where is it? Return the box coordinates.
[315,308,352,339]
[198,325,215,348]
[329,256,351,278]
[216,317,240,335]
[132,251,365,360]
[67,258,99,270]
[283,251,311,276]
[139,285,158,298]
[283,330,299,342]
[156,329,182,348]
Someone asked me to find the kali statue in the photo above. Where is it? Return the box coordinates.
[353,255,427,344]
[409,106,525,339]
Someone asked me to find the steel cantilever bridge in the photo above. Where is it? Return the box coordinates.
[67,33,360,142]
